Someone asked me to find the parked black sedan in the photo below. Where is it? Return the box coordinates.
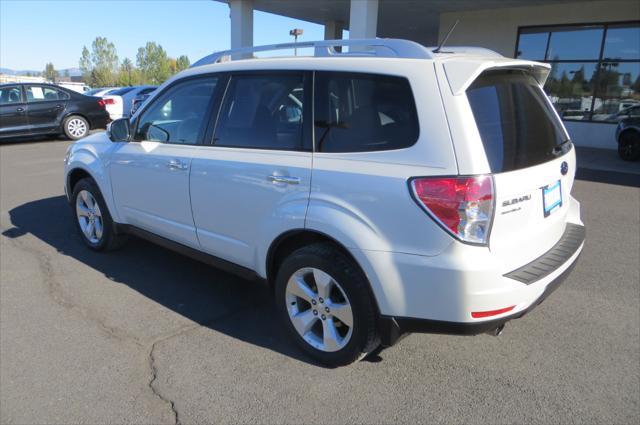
[0,83,110,141]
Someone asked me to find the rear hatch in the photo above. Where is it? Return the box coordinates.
[465,69,575,272]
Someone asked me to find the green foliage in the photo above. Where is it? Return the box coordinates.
[176,55,190,72]
[43,62,56,82]
[136,42,170,85]
[78,37,189,87]
[79,37,119,87]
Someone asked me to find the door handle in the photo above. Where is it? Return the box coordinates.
[267,174,300,185]
[16,107,24,112]
[55,104,63,109]
[167,159,188,170]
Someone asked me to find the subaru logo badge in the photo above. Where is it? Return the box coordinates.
[560,161,569,176]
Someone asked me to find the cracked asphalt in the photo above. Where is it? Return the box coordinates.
[1,137,639,424]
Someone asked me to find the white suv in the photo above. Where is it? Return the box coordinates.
[64,39,585,366]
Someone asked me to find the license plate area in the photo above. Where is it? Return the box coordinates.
[542,180,562,217]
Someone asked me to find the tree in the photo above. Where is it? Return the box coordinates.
[176,55,190,72]
[78,37,119,87]
[64,69,70,78]
[117,58,140,86]
[43,62,56,82]
[136,42,170,85]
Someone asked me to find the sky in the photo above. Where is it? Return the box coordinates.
[0,0,327,71]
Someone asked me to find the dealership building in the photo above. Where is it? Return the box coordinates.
[215,0,639,150]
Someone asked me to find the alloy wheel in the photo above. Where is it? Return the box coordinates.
[67,118,87,138]
[285,267,354,352]
[75,190,103,244]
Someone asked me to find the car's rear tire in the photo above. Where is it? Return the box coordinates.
[71,177,127,251]
[63,115,89,140]
[618,131,640,161]
[275,243,380,367]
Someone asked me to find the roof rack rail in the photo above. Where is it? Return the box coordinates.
[190,38,433,68]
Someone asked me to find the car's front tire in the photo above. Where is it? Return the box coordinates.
[63,115,89,140]
[275,243,380,367]
[71,177,127,251]
[618,131,640,161]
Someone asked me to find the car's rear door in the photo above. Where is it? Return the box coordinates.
[189,71,312,270]
[109,76,221,248]
[464,69,577,272]
[24,85,69,134]
[0,85,29,138]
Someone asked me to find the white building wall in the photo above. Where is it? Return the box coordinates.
[439,0,640,150]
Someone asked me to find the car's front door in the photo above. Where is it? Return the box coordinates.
[190,71,312,270]
[109,76,221,248]
[23,85,69,134]
[0,85,29,138]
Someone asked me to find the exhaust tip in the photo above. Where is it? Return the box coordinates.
[487,324,505,337]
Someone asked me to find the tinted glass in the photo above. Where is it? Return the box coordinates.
[314,72,418,153]
[0,86,22,104]
[214,73,305,150]
[25,86,70,102]
[467,70,568,172]
[591,61,640,122]
[603,25,640,61]
[110,87,135,96]
[134,77,218,144]
[544,62,598,121]
[516,32,548,60]
[547,27,603,60]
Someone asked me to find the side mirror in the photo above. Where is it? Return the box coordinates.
[107,118,131,142]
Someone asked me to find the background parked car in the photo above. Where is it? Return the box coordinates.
[616,115,640,161]
[102,85,156,120]
[84,87,119,97]
[0,83,109,140]
[130,89,157,115]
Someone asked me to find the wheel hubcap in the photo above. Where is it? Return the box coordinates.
[68,119,87,138]
[75,190,103,244]
[285,267,354,352]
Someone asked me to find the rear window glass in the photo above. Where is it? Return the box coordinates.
[110,87,135,96]
[314,72,419,153]
[467,70,569,172]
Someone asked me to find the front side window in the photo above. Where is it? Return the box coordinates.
[314,72,419,153]
[134,77,218,145]
[25,86,70,102]
[0,86,22,105]
[214,73,305,150]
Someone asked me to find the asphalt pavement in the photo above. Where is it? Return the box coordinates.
[1,136,638,424]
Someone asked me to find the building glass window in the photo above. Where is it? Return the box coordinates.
[516,22,640,123]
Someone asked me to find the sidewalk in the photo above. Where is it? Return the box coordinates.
[575,147,640,187]
[576,147,640,175]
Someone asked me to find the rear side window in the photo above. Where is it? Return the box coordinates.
[25,86,70,102]
[314,72,419,153]
[214,73,306,151]
[467,70,568,172]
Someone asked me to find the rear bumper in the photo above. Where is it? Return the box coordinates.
[378,224,585,346]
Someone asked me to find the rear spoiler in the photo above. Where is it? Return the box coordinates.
[442,59,551,96]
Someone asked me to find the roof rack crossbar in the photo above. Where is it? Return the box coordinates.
[191,38,433,67]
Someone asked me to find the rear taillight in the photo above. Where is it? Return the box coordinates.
[98,98,115,107]
[410,175,494,245]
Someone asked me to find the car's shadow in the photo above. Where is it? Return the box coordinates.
[2,195,344,366]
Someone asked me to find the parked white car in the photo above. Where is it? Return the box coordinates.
[64,39,585,366]
[102,85,156,120]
